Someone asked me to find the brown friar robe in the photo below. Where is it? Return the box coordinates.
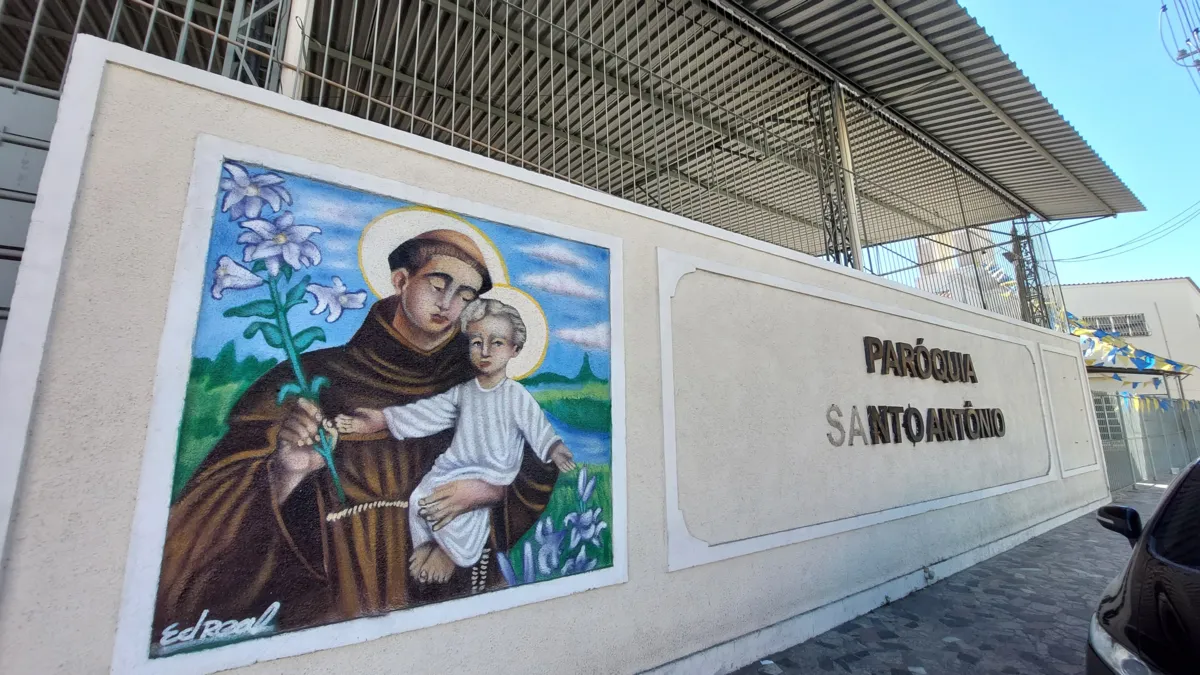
[152,295,558,642]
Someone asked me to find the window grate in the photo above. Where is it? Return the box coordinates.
[1081,313,1150,337]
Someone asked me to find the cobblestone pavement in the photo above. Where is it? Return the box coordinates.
[734,486,1165,675]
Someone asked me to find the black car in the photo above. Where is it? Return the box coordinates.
[1089,459,1200,675]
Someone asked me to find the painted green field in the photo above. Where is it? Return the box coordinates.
[508,463,614,581]
[174,342,276,499]
[529,381,612,433]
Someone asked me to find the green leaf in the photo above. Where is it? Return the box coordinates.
[223,299,277,319]
[310,375,330,397]
[285,275,311,308]
[276,382,304,404]
[243,321,284,348]
[292,326,327,352]
[250,260,267,273]
[282,265,294,283]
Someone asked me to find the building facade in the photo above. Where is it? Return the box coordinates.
[1063,277,1200,396]
[0,1,1143,673]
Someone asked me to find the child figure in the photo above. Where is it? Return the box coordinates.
[335,298,575,585]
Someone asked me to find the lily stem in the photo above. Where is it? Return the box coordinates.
[269,273,346,503]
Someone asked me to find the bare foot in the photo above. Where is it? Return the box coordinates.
[416,545,457,584]
[409,543,435,579]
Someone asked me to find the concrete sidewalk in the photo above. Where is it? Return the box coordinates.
[734,486,1165,675]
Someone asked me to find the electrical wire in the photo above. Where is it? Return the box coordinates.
[1057,215,1198,262]
[1056,197,1200,262]
[1160,3,1200,97]
[1042,215,1113,235]
[1058,205,1200,262]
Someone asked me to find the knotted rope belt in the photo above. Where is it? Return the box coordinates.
[323,499,494,593]
[325,499,409,523]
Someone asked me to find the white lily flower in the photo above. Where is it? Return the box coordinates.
[211,255,265,299]
[237,211,321,276]
[307,277,367,323]
[220,161,291,220]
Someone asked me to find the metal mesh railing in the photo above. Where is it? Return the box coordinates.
[1093,392,1200,490]
[1,0,1066,328]
[861,218,1068,331]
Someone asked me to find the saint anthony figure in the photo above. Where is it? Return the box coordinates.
[153,229,559,641]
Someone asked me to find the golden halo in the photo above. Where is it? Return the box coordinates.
[475,285,548,381]
[358,206,509,298]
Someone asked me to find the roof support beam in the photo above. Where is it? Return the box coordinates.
[408,0,948,234]
[862,0,1115,215]
[695,0,1044,220]
[305,37,828,236]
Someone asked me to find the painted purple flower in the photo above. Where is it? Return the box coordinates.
[535,518,566,575]
[522,541,535,584]
[221,162,291,220]
[307,277,367,323]
[211,255,264,299]
[560,546,597,576]
[577,466,596,503]
[237,212,321,276]
[564,507,607,549]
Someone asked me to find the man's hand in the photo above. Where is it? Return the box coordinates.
[418,480,505,531]
[270,398,333,504]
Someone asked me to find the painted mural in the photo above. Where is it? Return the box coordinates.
[150,160,615,657]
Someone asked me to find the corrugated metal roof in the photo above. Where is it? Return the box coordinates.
[1064,277,1199,292]
[733,0,1144,220]
[2,0,1135,257]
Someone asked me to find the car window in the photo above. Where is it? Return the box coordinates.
[1150,465,1200,569]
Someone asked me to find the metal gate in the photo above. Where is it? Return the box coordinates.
[1093,392,1200,489]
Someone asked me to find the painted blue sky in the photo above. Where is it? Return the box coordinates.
[193,163,612,381]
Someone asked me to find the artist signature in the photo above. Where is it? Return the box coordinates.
[158,602,281,648]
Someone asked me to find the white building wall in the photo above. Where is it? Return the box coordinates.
[0,40,1110,675]
[1062,278,1200,396]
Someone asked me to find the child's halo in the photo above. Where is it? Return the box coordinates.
[480,284,549,380]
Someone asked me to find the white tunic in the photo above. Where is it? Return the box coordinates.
[384,377,561,567]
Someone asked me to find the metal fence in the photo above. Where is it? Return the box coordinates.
[1093,392,1200,491]
[864,217,1068,330]
[1,0,1064,328]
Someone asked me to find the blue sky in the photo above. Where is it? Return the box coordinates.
[959,0,1199,284]
[194,164,612,380]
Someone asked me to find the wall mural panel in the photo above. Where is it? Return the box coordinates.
[116,138,625,672]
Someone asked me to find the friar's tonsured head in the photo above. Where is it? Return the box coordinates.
[387,229,493,337]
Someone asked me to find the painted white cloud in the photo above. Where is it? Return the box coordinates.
[323,257,360,270]
[520,271,605,301]
[554,323,610,351]
[293,193,385,229]
[518,242,593,268]
[321,237,357,253]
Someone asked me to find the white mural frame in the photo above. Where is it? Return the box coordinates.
[109,135,628,675]
[658,248,1099,572]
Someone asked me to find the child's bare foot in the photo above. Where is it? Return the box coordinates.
[335,408,386,435]
[409,542,435,579]
[415,545,457,584]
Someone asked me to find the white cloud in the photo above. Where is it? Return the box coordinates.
[321,237,356,253]
[520,272,605,301]
[292,193,384,229]
[518,242,593,268]
[323,257,360,270]
[554,323,610,350]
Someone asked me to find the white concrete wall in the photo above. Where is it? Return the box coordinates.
[1063,278,1200,396]
[0,41,1109,675]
